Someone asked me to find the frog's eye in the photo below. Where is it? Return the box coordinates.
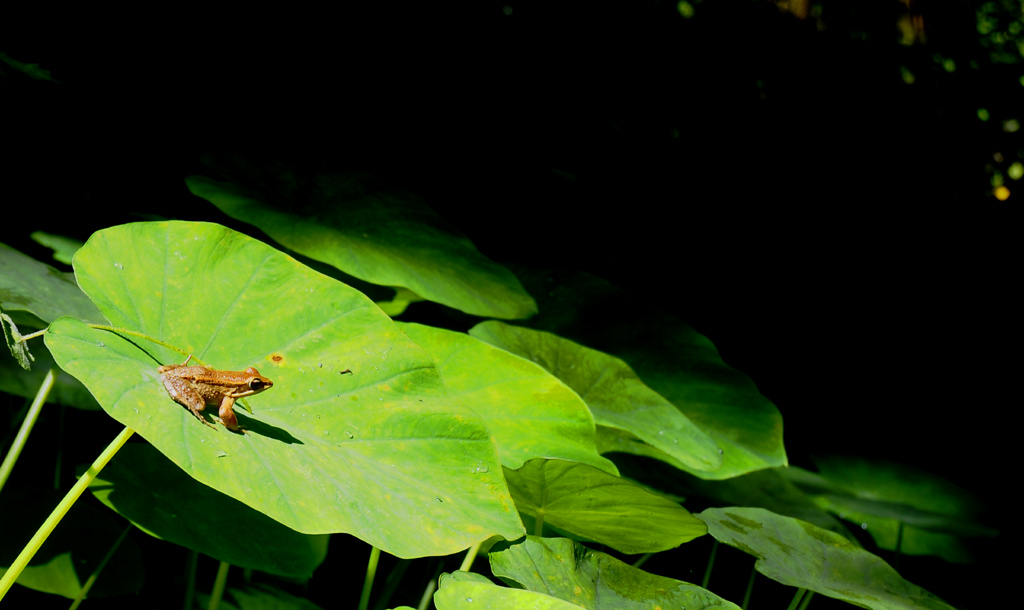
[249,379,265,391]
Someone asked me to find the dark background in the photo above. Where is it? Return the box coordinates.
[3,1,1014,608]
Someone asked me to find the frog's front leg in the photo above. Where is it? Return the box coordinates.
[217,396,245,433]
[162,377,217,429]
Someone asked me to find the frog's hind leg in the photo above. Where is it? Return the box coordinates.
[163,378,217,430]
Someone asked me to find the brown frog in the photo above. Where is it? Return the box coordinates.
[158,355,273,432]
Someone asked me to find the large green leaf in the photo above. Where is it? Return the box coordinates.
[44,221,524,558]
[697,507,956,610]
[470,320,722,474]
[783,457,997,563]
[505,458,705,554]
[398,322,616,474]
[487,536,741,610]
[185,168,536,319]
[0,489,143,598]
[514,268,786,479]
[0,241,105,326]
[89,443,327,578]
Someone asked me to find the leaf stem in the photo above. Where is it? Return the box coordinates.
[19,329,46,342]
[358,545,381,610]
[0,425,135,600]
[87,324,189,358]
[0,367,57,495]
[208,561,230,610]
[459,542,481,572]
[69,523,133,609]
[786,587,808,610]
[701,539,718,589]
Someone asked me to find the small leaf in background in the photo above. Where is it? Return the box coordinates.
[1,311,34,369]
[0,52,59,82]
[30,231,84,265]
[513,268,786,479]
[45,221,524,558]
[399,322,617,474]
[697,507,957,610]
[88,443,327,578]
[488,536,742,610]
[505,458,706,554]
[785,456,997,563]
[186,159,536,319]
[470,320,722,474]
[0,489,143,599]
[0,242,106,326]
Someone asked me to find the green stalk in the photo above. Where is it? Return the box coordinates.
[0,425,135,600]
[701,539,718,589]
[0,368,57,495]
[786,587,808,610]
[358,546,381,610]
[208,561,230,610]
[68,523,133,609]
[458,542,481,572]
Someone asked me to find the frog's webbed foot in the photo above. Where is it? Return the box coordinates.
[193,409,218,429]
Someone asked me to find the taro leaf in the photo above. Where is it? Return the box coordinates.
[30,231,84,265]
[88,443,327,578]
[44,221,523,558]
[697,507,956,610]
[185,171,536,319]
[505,458,705,554]
[789,457,998,563]
[434,577,581,610]
[398,322,617,474]
[513,268,786,479]
[488,536,742,610]
[0,489,143,598]
[0,342,100,409]
[0,241,105,326]
[470,321,722,474]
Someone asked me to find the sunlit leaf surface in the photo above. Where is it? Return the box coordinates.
[488,536,741,610]
[45,221,523,558]
[505,458,705,554]
[398,322,616,473]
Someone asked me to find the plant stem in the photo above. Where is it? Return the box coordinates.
[0,368,56,495]
[68,523,133,609]
[786,587,808,610]
[87,324,188,357]
[701,539,718,589]
[183,550,198,610]
[358,546,381,610]
[741,562,756,609]
[208,561,230,610]
[0,425,135,600]
[797,590,815,610]
[458,542,481,572]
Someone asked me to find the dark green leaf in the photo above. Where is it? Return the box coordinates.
[514,269,786,479]
[698,507,956,610]
[186,169,536,319]
[89,443,327,578]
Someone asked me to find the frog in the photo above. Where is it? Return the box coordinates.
[157,355,273,433]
